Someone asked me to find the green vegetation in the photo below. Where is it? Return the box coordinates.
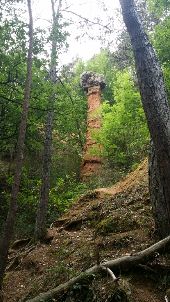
[98,69,149,170]
[1,0,170,300]
[96,214,140,235]
[0,0,170,238]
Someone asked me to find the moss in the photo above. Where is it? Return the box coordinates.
[87,210,101,226]
[95,215,139,235]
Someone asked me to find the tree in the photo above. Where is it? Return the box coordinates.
[34,0,63,241]
[147,0,170,16]
[119,0,170,237]
[0,0,89,239]
[152,15,170,99]
[0,0,33,290]
[98,70,148,171]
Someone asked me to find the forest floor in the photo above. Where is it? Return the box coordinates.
[3,159,170,302]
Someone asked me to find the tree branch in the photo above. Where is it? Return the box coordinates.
[62,9,112,32]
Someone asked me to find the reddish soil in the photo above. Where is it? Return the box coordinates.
[3,159,170,301]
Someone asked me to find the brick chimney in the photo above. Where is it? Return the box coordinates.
[80,71,106,181]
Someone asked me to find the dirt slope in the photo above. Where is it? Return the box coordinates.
[3,159,169,302]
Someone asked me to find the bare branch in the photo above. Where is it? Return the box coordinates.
[62,9,112,32]
[102,267,118,282]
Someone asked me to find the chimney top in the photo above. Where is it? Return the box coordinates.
[80,71,106,92]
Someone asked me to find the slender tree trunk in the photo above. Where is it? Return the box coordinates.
[0,0,33,290]
[34,0,61,241]
[119,0,170,237]
[34,103,54,240]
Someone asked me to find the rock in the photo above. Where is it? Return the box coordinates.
[80,71,106,92]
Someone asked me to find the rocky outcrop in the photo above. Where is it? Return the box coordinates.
[80,72,106,181]
[80,71,106,92]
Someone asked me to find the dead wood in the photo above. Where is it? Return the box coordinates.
[11,238,31,250]
[25,235,170,302]
[101,266,119,281]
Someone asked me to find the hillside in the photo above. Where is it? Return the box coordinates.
[3,159,170,302]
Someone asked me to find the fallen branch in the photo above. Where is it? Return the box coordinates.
[102,266,118,281]
[25,235,170,302]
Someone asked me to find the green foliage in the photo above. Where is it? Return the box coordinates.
[85,50,117,102]
[153,17,170,65]
[150,10,170,98]
[0,6,48,156]
[97,70,149,170]
[0,0,88,239]
[147,0,170,16]
[48,176,88,223]
[2,0,168,240]
[69,52,149,177]
[0,167,88,237]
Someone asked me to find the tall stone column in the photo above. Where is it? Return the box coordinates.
[80,72,106,180]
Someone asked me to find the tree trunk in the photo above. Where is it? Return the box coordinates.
[0,0,33,290]
[149,141,170,237]
[34,104,54,240]
[34,0,62,241]
[119,0,170,237]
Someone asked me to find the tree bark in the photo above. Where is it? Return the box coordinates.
[34,0,62,240]
[34,106,54,240]
[0,0,33,290]
[149,141,170,237]
[119,0,170,237]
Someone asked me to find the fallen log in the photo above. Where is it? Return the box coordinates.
[25,235,170,302]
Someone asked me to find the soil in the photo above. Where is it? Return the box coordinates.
[3,159,170,301]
